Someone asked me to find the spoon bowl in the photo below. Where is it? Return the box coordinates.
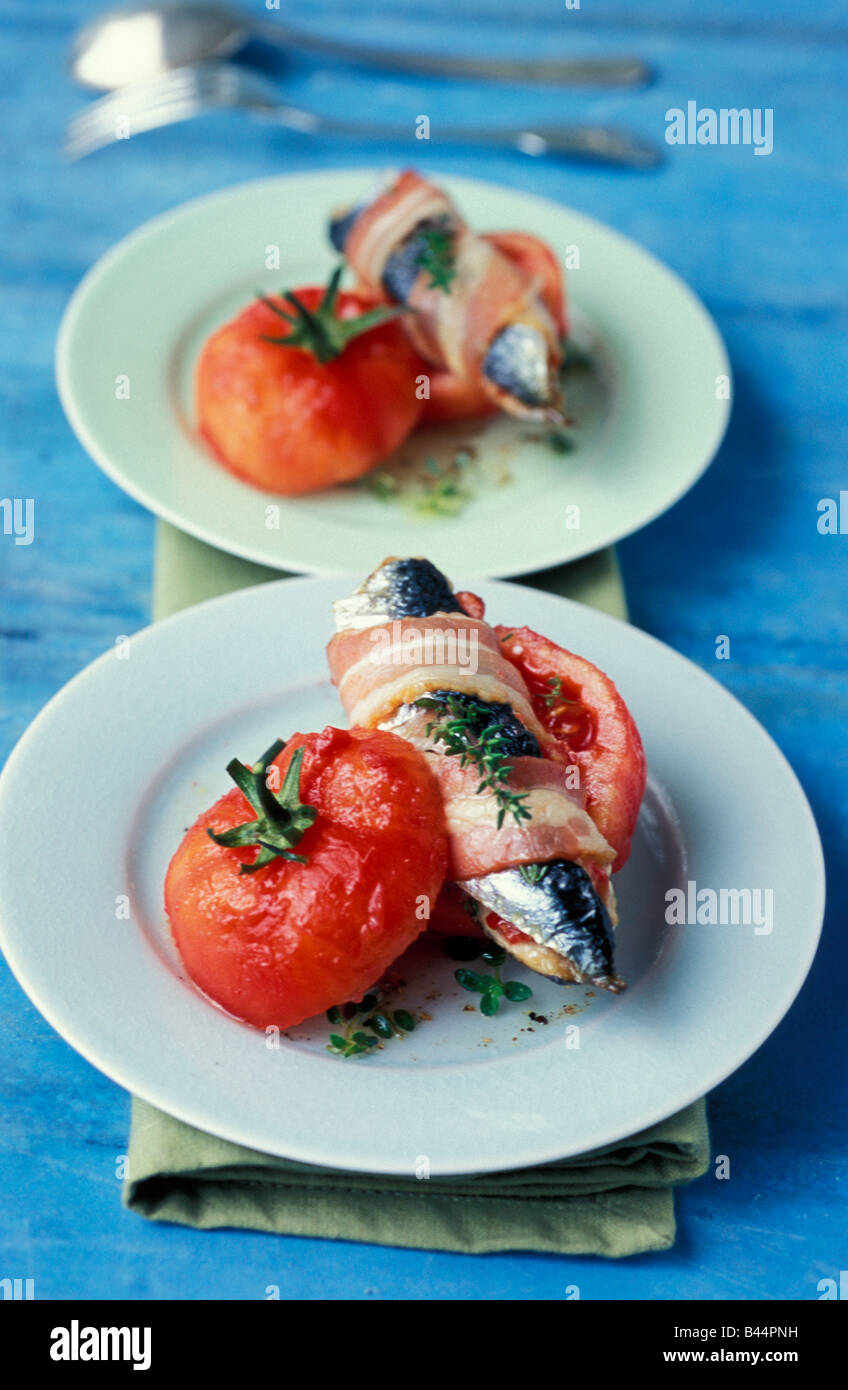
[71,3,248,89]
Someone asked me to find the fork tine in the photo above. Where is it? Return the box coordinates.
[63,63,248,160]
[65,69,204,138]
[65,99,203,160]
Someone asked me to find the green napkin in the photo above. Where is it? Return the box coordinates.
[124,521,710,1256]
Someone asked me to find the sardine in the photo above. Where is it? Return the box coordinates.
[332,557,623,990]
[328,211,564,422]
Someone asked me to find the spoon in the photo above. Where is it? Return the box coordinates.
[70,2,652,91]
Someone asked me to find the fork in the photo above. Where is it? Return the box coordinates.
[63,62,662,168]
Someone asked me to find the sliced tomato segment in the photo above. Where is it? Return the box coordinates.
[483,231,568,338]
[495,626,646,872]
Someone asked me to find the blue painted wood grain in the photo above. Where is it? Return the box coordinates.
[0,0,846,1300]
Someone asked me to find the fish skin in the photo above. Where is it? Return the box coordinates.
[328,205,362,253]
[334,558,622,989]
[461,862,622,990]
[482,323,559,411]
[381,224,439,302]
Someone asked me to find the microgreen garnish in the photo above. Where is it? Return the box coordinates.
[521,426,575,454]
[365,470,399,502]
[546,429,575,454]
[415,217,458,292]
[365,450,474,518]
[561,340,593,372]
[206,739,317,874]
[414,694,532,829]
[361,446,504,521]
[542,674,582,719]
[543,676,564,708]
[519,862,549,885]
[326,989,417,1058]
[444,938,533,1015]
[258,265,408,364]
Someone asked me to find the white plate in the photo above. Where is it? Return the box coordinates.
[0,578,824,1174]
[56,169,730,578]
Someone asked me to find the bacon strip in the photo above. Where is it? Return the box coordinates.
[327,613,616,881]
[327,615,552,747]
[421,752,615,880]
[345,170,453,295]
[342,169,561,393]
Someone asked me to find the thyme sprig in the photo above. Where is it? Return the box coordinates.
[519,862,549,885]
[415,218,458,292]
[414,695,532,829]
[206,739,317,874]
[326,991,416,1058]
[542,674,584,730]
[444,938,533,1015]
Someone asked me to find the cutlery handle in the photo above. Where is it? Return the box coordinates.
[258,22,652,88]
[260,106,662,170]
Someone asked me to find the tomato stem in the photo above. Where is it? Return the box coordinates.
[257,264,410,363]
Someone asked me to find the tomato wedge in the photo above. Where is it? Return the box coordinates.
[495,626,646,872]
[483,231,568,338]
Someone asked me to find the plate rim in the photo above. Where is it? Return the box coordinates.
[55,167,732,579]
[0,575,825,1174]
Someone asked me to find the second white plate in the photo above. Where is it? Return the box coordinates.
[56,169,730,577]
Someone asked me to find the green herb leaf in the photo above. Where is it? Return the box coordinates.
[480,991,500,1017]
[519,862,548,886]
[455,968,488,994]
[504,981,533,1002]
[414,218,458,292]
[546,429,575,455]
[325,983,420,1060]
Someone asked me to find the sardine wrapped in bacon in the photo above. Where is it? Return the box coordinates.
[329,170,566,423]
[327,557,625,991]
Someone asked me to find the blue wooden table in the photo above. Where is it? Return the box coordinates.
[1,0,845,1300]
